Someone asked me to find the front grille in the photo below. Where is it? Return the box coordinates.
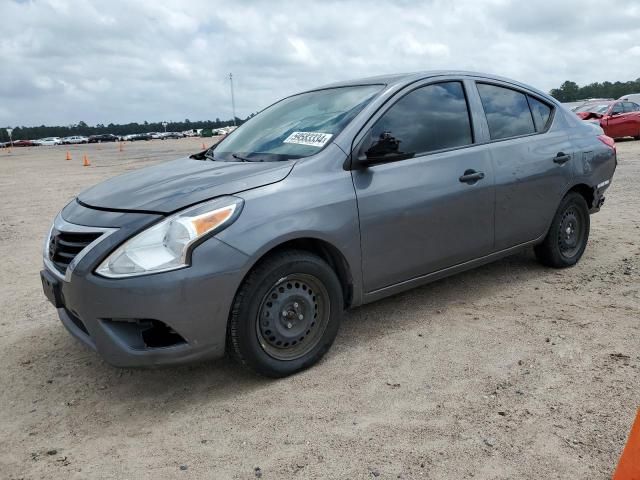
[48,228,102,274]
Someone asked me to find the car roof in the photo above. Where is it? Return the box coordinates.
[619,93,640,99]
[309,70,553,101]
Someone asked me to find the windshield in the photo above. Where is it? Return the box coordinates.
[575,103,611,114]
[212,85,383,162]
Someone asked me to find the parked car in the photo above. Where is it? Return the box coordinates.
[34,137,62,146]
[565,98,613,112]
[40,71,616,377]
[128,133,152,141]
[161,132,185,139]
[618,93,640,104]
[88,134,119,143]
[575,100,640,139]
[12,139,38,147]
[61,136,89,144]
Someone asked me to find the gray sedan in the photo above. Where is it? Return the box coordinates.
[41,71,617,377]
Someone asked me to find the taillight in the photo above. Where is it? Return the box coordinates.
[598,134,615,151]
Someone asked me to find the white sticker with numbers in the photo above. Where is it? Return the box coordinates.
[283,131,333,148]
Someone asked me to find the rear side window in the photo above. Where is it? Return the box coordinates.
[527,96,552,132]
[623,102,639,112]
[367,81,473,157]
[476,83,535,140]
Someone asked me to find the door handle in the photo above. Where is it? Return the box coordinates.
[554,152,571,164]
[459,169,485,184]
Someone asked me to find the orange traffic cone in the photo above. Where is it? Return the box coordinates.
[66,151,71,161]
[83,154,90,167]
[201,142,206,150]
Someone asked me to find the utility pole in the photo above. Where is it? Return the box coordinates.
[229,73,237,127]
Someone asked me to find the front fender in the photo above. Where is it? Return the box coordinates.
[215,163,364,307]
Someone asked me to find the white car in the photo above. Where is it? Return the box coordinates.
[618,93,640,104]
[149,132,163,139]
[213,126,238,135]
[34,137,62,146]
[61,136,88,144]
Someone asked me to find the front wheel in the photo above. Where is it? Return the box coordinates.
[228,250,343,377]
[534,192,590,268]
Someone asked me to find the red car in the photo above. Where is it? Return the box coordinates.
[575,100,640,139]
[11,139,39,147]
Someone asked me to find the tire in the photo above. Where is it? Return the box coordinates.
[228,250,343,377]
[534,192,590,268]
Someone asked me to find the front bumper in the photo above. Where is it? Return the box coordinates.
[42,201,250,367]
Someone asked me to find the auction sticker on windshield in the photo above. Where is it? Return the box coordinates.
[283,131,333,147]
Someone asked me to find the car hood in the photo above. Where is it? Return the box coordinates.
[78,157,295,213]
[577,111,603,120]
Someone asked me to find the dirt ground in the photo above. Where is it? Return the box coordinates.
[0,137,638,480]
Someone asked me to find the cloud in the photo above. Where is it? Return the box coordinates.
[0,0,639,126]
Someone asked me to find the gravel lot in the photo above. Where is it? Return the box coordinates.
[1,137,638,479]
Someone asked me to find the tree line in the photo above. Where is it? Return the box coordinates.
[0,116,250,142]
[549,78,640,102]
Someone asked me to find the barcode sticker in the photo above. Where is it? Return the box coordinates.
[283,131,333,148]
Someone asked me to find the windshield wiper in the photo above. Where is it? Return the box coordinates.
[232,153,256,162]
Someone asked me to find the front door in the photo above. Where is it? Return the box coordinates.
[352,81,495,293]
[604,102,630,138]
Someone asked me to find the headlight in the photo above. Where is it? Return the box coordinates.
[96,196,243,278]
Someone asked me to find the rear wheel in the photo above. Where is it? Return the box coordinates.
[228,250,343,377]
[534,192,590,268]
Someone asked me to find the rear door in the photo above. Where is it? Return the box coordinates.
[473,82,574,250]
[352,79,495,293]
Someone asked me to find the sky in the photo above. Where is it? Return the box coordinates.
[1,0,640,127]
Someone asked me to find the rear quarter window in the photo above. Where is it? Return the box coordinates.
[476,83,536,140]
[527,95,553,132]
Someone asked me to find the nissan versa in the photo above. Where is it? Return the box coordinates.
[41,71,617,377]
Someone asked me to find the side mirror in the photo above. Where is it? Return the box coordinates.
[352,130,414,169]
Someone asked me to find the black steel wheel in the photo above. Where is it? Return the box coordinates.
[256,274,330,361]
[228,250,343,377]
[535,192,590,268]
[556,205,587,260]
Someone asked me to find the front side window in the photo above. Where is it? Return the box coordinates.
[477,83,535,140]
[213,85,383,162]
[611,103,624,115]
[365,81,473,159]
[528,95,553,132]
